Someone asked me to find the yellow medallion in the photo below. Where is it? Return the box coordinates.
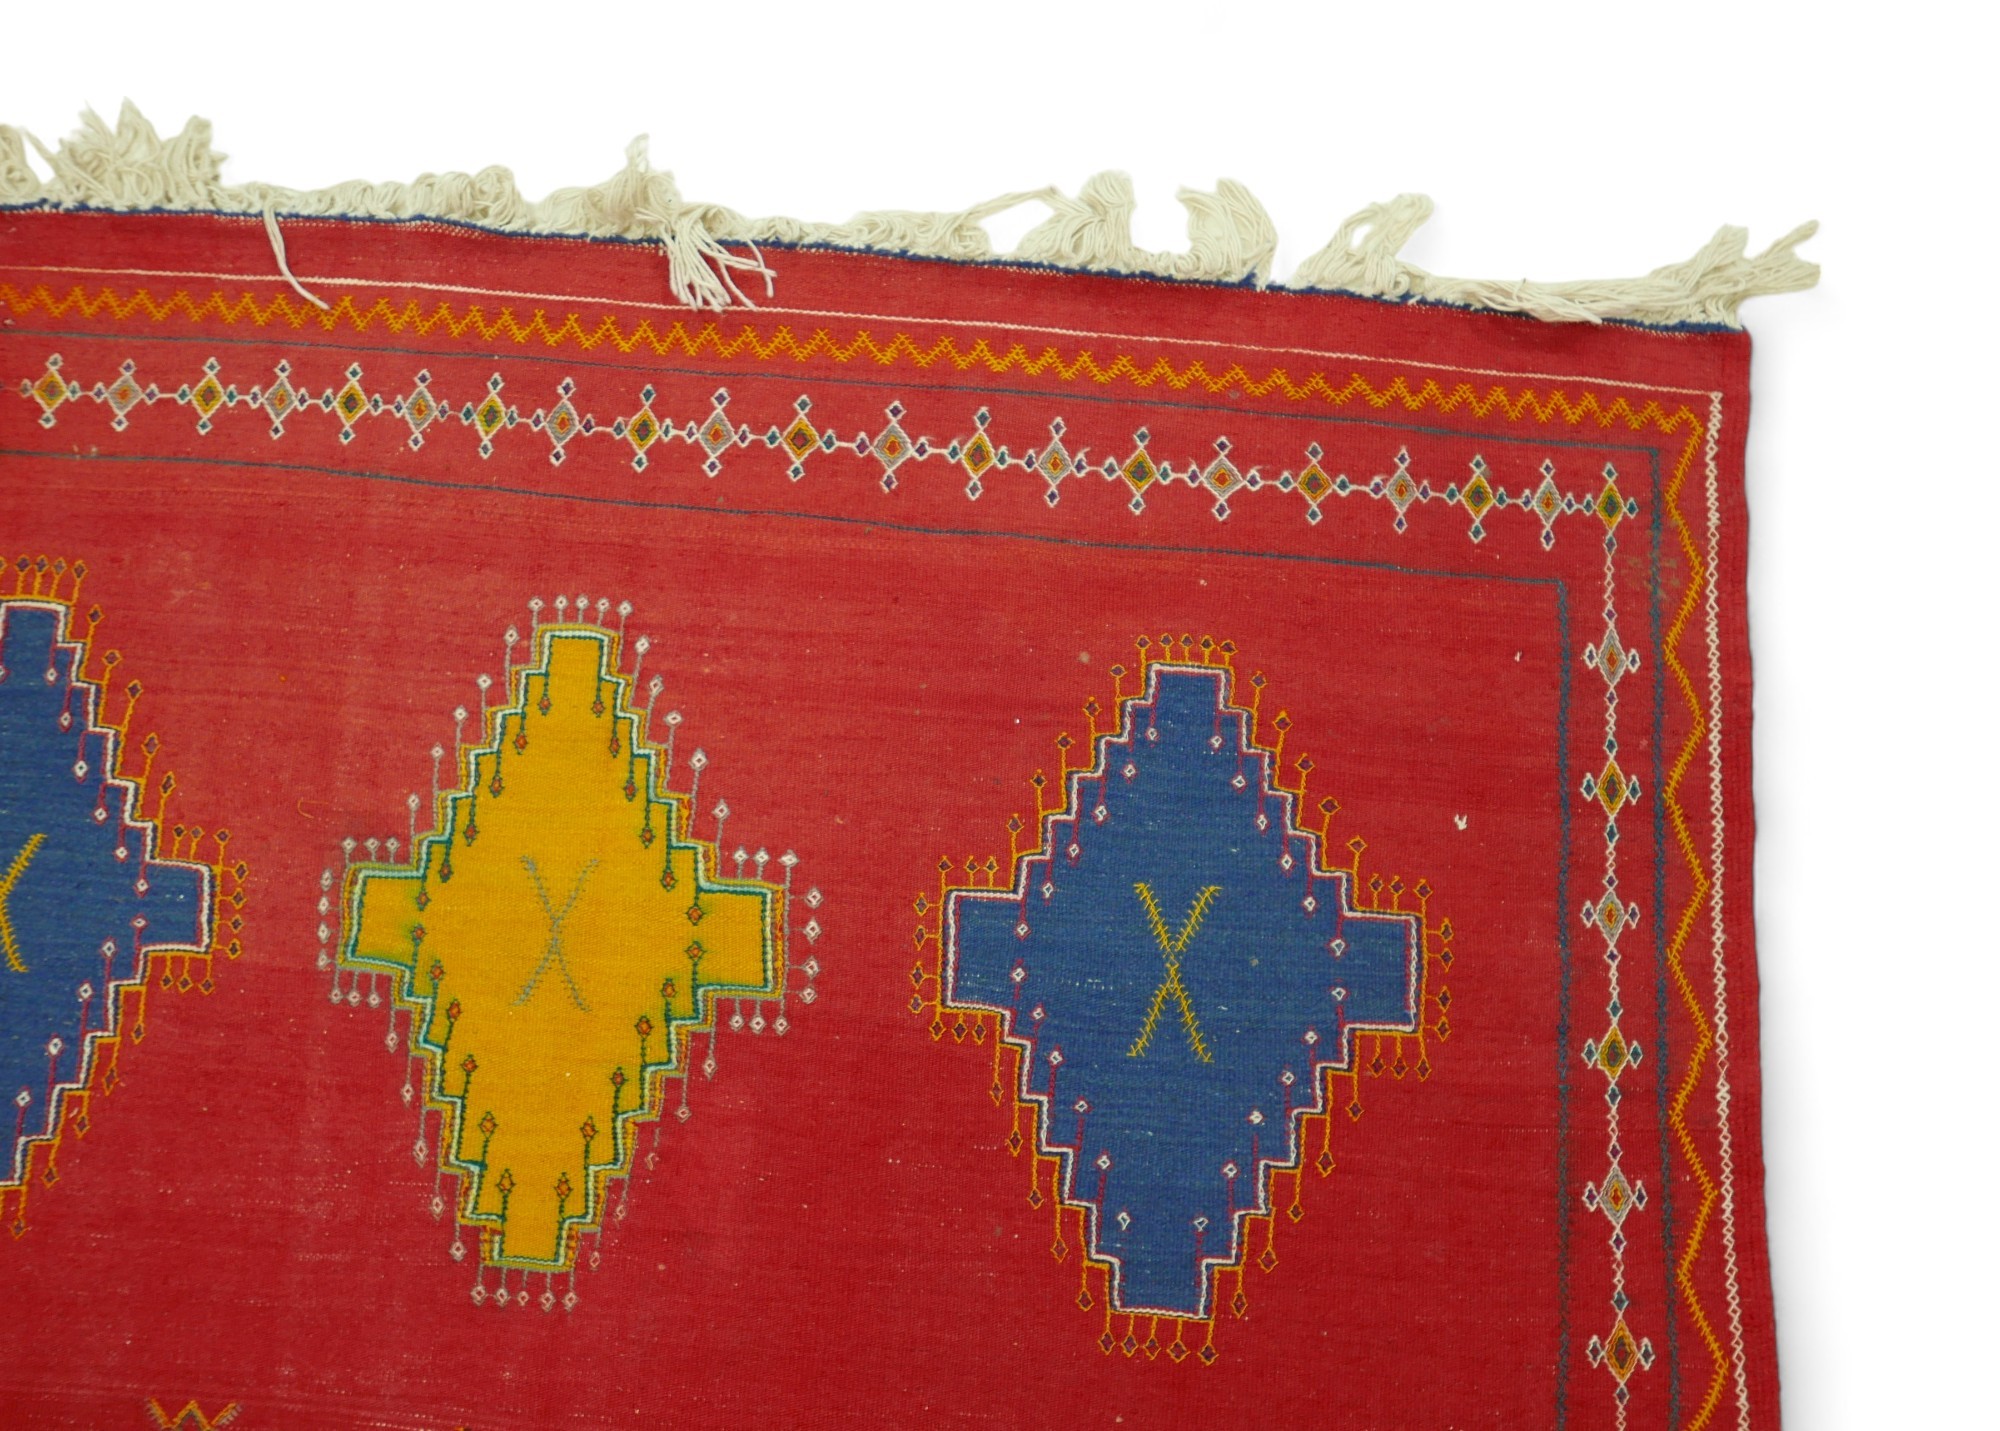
[334,616,816,1291]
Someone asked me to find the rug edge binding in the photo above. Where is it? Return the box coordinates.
[0,102,1818,330]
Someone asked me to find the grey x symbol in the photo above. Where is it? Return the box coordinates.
[514,855,599,1011]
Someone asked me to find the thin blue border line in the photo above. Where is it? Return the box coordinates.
[0,444,1571,589]
[1646,444,1683,1425]
[1554,572,1574,1430]
[3,439,1588,1406]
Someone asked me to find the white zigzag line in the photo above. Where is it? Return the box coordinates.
[1704,392,1752,1428]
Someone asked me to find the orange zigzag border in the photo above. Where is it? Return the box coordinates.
[3,280,1703,430]
[1661,420,1732,1426]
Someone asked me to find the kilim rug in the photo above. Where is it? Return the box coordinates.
[0,106,1817,1429]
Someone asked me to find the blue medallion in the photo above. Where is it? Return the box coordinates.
[946,665,1420,1317]
[0,601,208,1182]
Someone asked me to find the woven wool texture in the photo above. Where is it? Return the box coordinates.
[0,172,1802,1429]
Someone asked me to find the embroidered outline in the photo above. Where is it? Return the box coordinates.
[0,556,246,1236]
[913,635,1454,1362]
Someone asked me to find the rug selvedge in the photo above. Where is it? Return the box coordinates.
[0,217,1766,1419]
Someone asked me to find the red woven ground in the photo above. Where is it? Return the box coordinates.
[0,208,1775,1430]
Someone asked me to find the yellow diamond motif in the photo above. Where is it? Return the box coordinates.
[339,626,792,1272]
[1603,1321,1640,1380]
[1595,758,1630,818]
[33,370,67,412]
[475,396,507,437]
[1597,480,1626,530]
[783,417,817,456]
[1122,450,1158,493]
[1461,474,1495,519]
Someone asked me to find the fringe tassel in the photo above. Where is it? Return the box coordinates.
[2,103,1817,327]
[259,192,331,311]
[1011,173,1277,284]
[0,124,37,205]
[1290,194,1820,325]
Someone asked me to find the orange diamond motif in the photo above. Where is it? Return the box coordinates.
[1598,1320,1648,1381]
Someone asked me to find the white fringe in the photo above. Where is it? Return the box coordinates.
[1287,192,1820,326]
[0,103,1816,326]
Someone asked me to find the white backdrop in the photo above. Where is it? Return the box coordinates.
[8,2,1991,1423]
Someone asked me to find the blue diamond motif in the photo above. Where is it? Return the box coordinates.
[1,601,208,1181]
[944,664,1420,1316]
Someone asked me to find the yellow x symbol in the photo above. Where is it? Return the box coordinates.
[0,833,46,973]
[1128,882,1219,1063]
